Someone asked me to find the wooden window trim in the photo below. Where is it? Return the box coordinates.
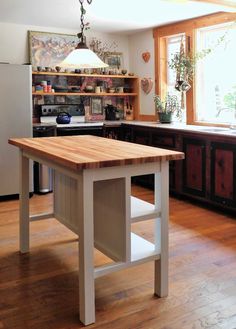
[153,11,236,126]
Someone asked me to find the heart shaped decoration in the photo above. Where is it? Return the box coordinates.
[142,51,151,63]
[141,78,153,94]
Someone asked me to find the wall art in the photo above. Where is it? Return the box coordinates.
[142,51,151,63]
[141,78,153,94]
[91,97,103,115]
[104,52,123,69]
[28,31,77,67]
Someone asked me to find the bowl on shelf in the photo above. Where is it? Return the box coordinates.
[55,66,61,72]
[69,87,81,93]
[53,85,69,93]
[123,87,132,93]
[84,85,94,92]
[121,69,127,75]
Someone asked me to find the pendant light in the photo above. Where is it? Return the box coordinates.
[60,0,108,69]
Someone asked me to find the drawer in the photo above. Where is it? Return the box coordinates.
[152,133,176,149]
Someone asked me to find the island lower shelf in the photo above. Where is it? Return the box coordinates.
[94,232,160,279]
[53,172,161,274]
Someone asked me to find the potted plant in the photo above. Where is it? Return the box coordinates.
[154,94,181,123]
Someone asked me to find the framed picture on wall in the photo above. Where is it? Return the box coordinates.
[104,52,123,69]
[28,31,78,67]
[91,97,103,115]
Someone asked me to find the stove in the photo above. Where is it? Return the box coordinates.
[39,105,104,136]
[40,104,85,124]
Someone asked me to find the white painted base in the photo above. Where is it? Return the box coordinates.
[19,154,169,326]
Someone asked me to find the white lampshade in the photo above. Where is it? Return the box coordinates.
[60,48,109,69]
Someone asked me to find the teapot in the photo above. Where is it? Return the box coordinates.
[56,112,71,124]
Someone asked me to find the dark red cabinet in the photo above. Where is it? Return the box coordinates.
[183,138,206,197]
[119,124,236,214]
[210,142,236,207]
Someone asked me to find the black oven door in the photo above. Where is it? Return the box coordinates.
[57,126,103,136]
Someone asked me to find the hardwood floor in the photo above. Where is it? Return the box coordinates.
[1,186,236,329]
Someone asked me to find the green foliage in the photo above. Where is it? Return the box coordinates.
[224,85,236,110]
[168,48,211,81]
[168,34,226,81]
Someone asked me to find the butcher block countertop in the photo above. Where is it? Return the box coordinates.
[9,135,184,171]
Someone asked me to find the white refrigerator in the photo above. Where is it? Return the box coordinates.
[0,64,33,197]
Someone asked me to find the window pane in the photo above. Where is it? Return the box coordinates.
[196,23,236,124]
[166,34,186,122]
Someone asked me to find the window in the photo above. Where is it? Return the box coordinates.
[154,12,236,126]
[196,22,236,124]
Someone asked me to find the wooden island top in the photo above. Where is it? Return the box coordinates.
[9,135,184,171]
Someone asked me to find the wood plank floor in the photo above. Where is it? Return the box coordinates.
[1,186,236,329]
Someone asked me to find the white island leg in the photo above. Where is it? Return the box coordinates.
[154,160,169,297]
[19,150,30,253]
[78,171,95,325]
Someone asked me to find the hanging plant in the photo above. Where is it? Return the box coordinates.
[168,47,212,84]
[168,34,226,86]
[168,35,225,109]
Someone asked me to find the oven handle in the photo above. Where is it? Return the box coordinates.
[57,126,103,132]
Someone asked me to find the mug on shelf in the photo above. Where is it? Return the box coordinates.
[95,86,101,93]
[116,87,124,93]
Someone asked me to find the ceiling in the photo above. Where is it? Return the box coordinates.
[0,0,234,34]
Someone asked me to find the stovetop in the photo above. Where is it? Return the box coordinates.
[39,105,111,128]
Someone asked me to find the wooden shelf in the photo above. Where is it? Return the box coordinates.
[32,92,137,96]
[131,233,160,262]
[32,71,138,79]
[32,70,140,120]
[131,196,160,222]
[94,233,160,278]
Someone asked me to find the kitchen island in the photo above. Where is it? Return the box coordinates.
[9,135,184,325]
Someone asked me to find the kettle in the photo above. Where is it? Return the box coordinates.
[56,112,71,124]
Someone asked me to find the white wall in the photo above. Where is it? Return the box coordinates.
[0,22,130,69]
[129,30,155,116]
[0,22,156,116]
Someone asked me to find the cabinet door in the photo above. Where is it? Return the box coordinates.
[210,142,236,207]
[152,132,176,149]
[183,138,206,197]
[132,127,151,145]
[121,125,132,142]
[103,126,122,140]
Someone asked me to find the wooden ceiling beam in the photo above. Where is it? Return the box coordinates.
[193,0,236,9]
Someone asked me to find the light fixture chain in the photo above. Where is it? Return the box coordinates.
[78,0,92,43]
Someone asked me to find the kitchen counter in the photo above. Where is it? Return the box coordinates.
[121,121,236,137]
[34,121,236,137]
[9,135,183,325]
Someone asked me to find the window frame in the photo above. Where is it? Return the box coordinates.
[153,12,236,127]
